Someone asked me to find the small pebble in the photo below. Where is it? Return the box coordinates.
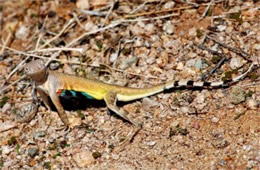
[84,21,98,32]
[217,25,226,32]
[34,131,46,138]
[119,57,137,70]
[142,98,159,110]
[253,44,260,50]
[211,117,219,123]
[2,103,11,114]
[109,52,118,63]
[72,150,95,167]
[242,144,252,151]
[195,93,205,104]
[218,159,227,166]
[49,62,60,70]
[171,120,179,127]
[2,145,13,155]
[231,87,246,104]
[28,147,39,158]
[188,27,196,37]
[211,137,228,149]
[246,99,258,110]
[163,1,175,9]
[230,57,243,69]
[176,62,184,70]
[15,25,29,40]
[111,153,119,160]
[180,106,190,114]
[76,0,89,9]
[146,141,156,146]
[163,21,174,35]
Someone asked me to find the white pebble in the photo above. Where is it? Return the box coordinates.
[253,44,260,50]
[2,145,13,155]
[246,99,258,110]
[15,25,29,40]
[163,21,174,35]
[211,117,219,123]
[84,21,98,32]
[72,150,94,167]
[146,141,156,146]
[230,57,243,69]
[217,25,226,32]
[2,103,11,114]
[76,0,89,9]
[163,1,175,9]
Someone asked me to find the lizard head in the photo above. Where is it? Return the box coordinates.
[24,60,48,84]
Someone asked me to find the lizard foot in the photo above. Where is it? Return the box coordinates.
[113,124,142,153]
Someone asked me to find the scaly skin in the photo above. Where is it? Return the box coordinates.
[24,60,254,129]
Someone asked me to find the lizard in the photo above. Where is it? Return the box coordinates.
[24,59,255,130]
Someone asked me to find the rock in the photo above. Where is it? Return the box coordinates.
[230,57,243,69]
[180,106,190,114]
[109,52,118,63]
[15,25,29,40]
[73,150,95,167]
[34,131,46,138]
[217,25,226,32]
[211,137,228,149]
[253,44,260,50]
[188,27,196,37]
[84,21,98,32]
[186,58,207,69]
[119,57,137,70]
[176,62,184,70]
[0,121,17,132]
[246,99,258,110]
[146,141,156,146]
[2,103,11,114]
[142,98,159,110]
[231,87,246,104]
[28,147,39,158]
[76,0,89,9]
[163,1,175,9]
[163,21,174,35]
[2,145,13,155]
[211,117,219,123]
[195,93,205,104]
[49,62,60,70]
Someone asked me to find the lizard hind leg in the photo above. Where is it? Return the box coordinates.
[104,91,141,127]
[104,91,142,150]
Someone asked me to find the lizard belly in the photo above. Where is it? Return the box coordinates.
[57,89,95,100]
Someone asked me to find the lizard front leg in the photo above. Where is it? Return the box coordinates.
[48,89,69,127]
[37,88,52,111]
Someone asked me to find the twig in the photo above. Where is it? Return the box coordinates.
[125,6,192,18]
[196,43,227,81]
[80,9,107,16]
[0,45,161,79]
[72,12,86,31]
[102,0,117,27]
[0,56,30,88]
[28,47,84,54]
[206,35,251,61]
[0,75,26,94]
[200,0,214,20]
[35,16,48,50]
[0,32,12,55]
[39,18,75,49]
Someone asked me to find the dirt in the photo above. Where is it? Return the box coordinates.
[0,0,259,169]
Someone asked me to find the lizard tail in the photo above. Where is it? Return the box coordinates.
[117,63,255,102]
